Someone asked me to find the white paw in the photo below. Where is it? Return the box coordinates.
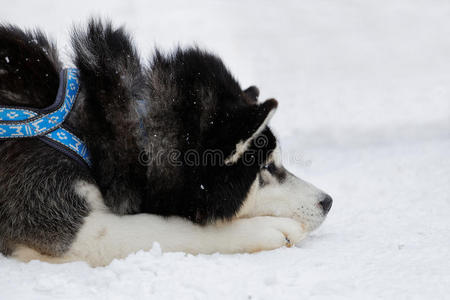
[225,216,307,253]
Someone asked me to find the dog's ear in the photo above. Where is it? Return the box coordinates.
[240,98,277,137]
[224,98,278,165]
[0,25,61,108]
[243,86,259,102]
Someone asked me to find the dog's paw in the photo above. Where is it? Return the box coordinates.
[224,216,307,253]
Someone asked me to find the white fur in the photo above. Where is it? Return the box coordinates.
[237,145,328,232]
[12,181,306,267]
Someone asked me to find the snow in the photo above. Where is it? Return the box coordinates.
[1,0,449,299]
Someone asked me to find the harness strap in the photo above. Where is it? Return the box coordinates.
[0,68,92,167]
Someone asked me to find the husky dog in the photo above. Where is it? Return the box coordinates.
[0,20,332,266]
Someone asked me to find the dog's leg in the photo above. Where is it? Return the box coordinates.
[13,213,305,267]
[11,182,306,267]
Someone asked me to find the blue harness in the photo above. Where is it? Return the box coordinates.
[0,68,92,167]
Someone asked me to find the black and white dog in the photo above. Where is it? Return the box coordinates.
[0,20,332,266]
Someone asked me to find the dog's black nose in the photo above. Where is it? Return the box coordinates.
[319,195,333,214]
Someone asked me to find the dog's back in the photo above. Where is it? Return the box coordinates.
[0,26,61,108]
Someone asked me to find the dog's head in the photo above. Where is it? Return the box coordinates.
[214,86,332,232]
[230,87,332,231]
[144,48,332,232]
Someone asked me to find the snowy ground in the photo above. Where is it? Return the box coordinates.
[0,0,449,299]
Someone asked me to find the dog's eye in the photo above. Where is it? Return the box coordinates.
[262,162,276,173]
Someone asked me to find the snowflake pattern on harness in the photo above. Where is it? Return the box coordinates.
[56,131,67,140]
[7,111,19,119]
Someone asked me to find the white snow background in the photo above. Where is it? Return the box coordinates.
[0,0,449,299]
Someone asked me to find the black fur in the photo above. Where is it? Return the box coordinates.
[69,20,147,214]
[0,19,277,257]
[0,25,61,107]
[142,48,277,222]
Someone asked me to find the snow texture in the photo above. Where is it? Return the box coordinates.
[0,0,449,299]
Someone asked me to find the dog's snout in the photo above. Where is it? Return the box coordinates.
[319,194,333,214]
